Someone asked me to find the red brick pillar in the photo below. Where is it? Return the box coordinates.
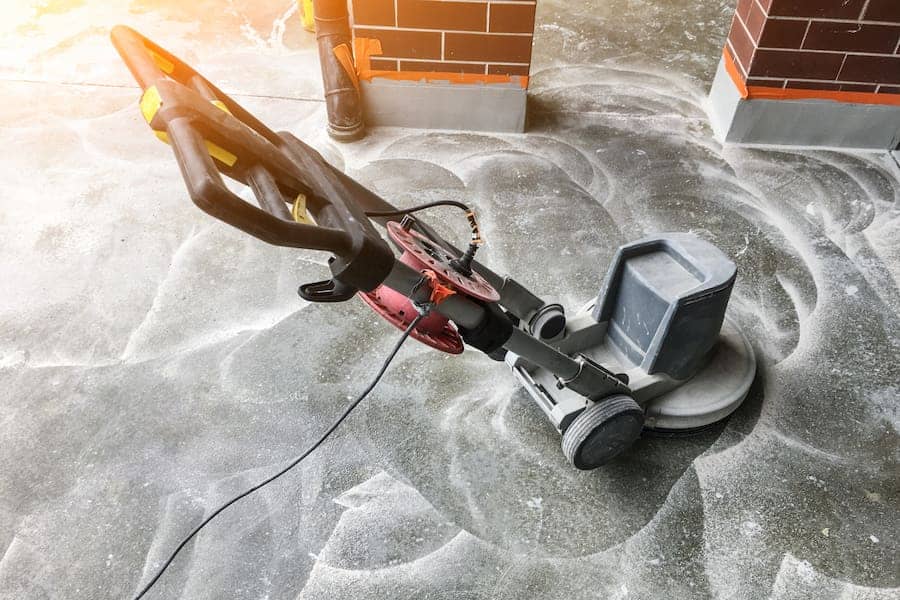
[348,0,537,132]
[710,0,900,149]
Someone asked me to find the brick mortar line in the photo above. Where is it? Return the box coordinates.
[369,58,402,69]
[753,0,769,18]
[735,9,759,48]
[799,19,812,49]
[755,46,900,58]
[767,16,900,26]
[377,55,530,66]
[735,11,761,68]
[354,25,532,37]
[837,53,849,80]
[746,75,898,86]
[726,38,750,79]
[859,0,872,21]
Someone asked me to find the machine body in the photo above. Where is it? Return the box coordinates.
[509,234,755,435]
[111,26,756,470]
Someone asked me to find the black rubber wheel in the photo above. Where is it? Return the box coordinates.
[561,394,644,470]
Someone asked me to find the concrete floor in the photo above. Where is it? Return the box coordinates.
[1,1,898,599]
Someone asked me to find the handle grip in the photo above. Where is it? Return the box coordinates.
[110,26,395,291]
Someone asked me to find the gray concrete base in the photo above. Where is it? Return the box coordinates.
[360,77,527,133]
[708,57,900,150]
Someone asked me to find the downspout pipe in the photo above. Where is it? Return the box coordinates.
[314,0,365,141]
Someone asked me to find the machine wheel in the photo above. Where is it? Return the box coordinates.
[561,394,644,470]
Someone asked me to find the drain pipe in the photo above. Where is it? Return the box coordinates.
[314,0,365,141]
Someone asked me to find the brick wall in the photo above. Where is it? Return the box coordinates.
[350,0,536,78]
[726,0,900,95]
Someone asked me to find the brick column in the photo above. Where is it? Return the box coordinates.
[709,0,900,149]
[348,0,537,132]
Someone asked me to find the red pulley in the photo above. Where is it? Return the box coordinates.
[358,221,500,354]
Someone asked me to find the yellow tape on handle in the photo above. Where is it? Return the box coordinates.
[138,85,238,167]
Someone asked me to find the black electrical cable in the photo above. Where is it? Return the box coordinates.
[363,200,471,218]
[365,201,484,275]
[131,311,428,600]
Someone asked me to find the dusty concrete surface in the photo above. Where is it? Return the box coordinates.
[1,1,898,599]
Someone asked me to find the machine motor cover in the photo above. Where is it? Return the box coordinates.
[592,233,737,381]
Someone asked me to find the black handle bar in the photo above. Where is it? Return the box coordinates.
[110,25,395,292]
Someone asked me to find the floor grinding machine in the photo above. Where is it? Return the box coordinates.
[112,26,756,471]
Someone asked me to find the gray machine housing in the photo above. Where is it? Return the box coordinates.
[508,233,755,432]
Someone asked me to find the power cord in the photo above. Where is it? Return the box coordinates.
[363,199,471,218]
[364,201,483,276]
[131,311,428,599]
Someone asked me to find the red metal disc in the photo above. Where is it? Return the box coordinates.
[358,285,464,354]
[387,221,500,302]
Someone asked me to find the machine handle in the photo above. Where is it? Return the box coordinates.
[110,26,396,290]
[110,25,170,91]
[165,120,352,253]
[111,26,286,147]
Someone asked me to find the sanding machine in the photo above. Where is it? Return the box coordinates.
[111,26,755,470]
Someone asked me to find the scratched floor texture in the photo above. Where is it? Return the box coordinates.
[1,1,898,599]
